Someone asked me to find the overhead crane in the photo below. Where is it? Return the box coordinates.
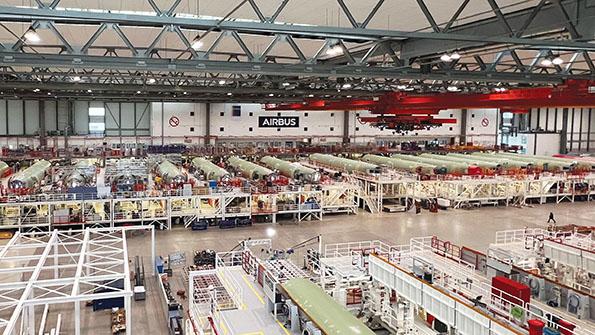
[265,80,595,132]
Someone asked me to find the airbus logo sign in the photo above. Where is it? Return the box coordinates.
[258,116,299,128]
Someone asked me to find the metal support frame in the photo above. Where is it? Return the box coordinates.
[0,225,155,335]
[0,1,593,101]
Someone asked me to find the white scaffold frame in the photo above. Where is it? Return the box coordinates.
[0,225,155,335]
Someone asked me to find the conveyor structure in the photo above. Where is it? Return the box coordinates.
[310,153,381,174]
[228,156,277,182]
[260,156,321,183]
[8,159,51,189]
[191,157,231,182]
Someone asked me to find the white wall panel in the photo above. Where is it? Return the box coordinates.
[56,101,69,131]
[44,100,57,131]
[0,100,7,135]
[7,100,24,135]
[134,103,151,136]
[119,103,135,136]
[73,101,89,135]
[24,101,39,135]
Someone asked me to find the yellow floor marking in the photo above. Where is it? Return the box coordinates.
[275,319,291,335]
[218,270,247,310]
[241,274,265,304]
[219,320,229,335]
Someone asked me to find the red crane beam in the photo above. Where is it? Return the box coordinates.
[265,80,595,114]
[264,80,595,131]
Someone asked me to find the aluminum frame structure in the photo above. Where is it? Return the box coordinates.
[0,225,155,335]
[0,0,594,101]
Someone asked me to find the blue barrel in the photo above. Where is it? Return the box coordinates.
[208,180,217,189]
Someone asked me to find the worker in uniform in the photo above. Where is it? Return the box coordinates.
[547,212,556,224]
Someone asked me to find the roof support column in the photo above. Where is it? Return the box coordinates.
[460,109,468,145]
[560,107,569,154]
[39,100,47,148]
[342,110,350,144]
[205,103,211,146]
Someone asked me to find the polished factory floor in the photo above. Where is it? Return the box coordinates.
[25,202,595,334]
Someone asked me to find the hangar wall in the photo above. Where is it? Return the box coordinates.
[0,99,592,153]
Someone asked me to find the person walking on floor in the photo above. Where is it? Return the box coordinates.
[547,212,556,224]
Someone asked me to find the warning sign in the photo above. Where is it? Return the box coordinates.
[481,117,490,127]
[169,116,180,127]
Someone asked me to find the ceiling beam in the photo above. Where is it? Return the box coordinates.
[400,0,595,60]
[0,51,582,84]
[0,5,593,50]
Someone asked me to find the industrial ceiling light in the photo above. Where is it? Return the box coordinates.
[397,85,407,90]
[450,51,461,60]
[191,37,204,50]
[33,88,40,92]
[136,90,141,94]
[183,91,188,95]
[268,93,274,97]
[447,86,459,92]
[147,78,156,84]
[307,94,314,97]
[342,83,352,89]
[47,92,51,95]
[552,56,564,65]
[440,54,451,62]
[218,79,227,85]
[72,76,81,82]
[87,89,92,93]
[282,82,290,87]
[227,92,232,96]
[24,28,40,43]
[326,45,343,56]
[541,58,553,66]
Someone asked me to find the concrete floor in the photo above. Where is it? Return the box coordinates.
[21,201,595,334]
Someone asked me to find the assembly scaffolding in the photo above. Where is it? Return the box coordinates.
[0,225,155,335]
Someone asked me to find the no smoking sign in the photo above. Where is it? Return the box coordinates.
[169,116,180,127]
[481,117,490,127]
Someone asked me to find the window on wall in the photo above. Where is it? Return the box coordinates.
[88,106,105,135]
[219,127,224,132]
[249,112,253,117]
[232,105,241,117]
[190,127,195,132]
[330,127,334,131]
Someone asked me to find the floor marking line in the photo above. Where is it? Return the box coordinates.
[276,319,291,335]
[241,274,265,305]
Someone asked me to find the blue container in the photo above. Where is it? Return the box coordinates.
[544,328,561,335]
[92,279,125,311]
[208,180,217,189]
